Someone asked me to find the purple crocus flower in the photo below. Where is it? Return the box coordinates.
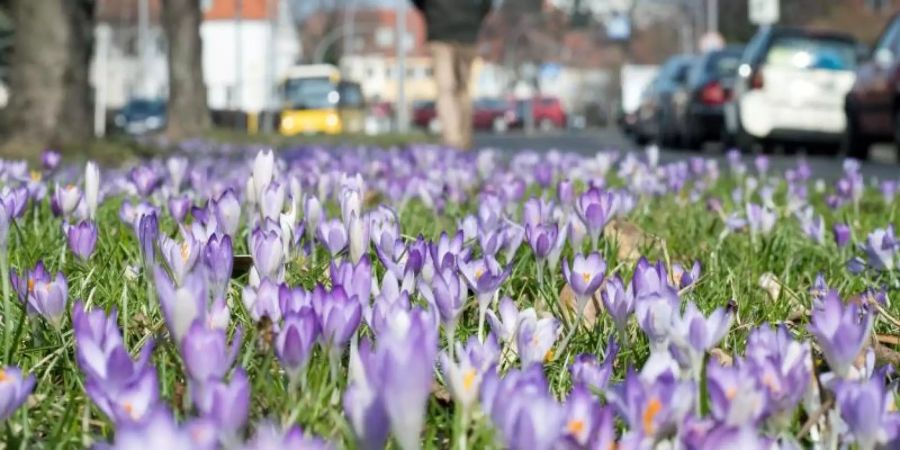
[72,302,154,388]
[330,256,372,306]
[516,313,560,366]
[212,189,241,237]
[191,368,250,436]
[358,307,438,450]
[130,165,162,197]
[0,366,35,421]
[706,358,768,426]
[242,277,282,323]
[180,322,241,383]
[607,370,694,442]
[570,337,618,392]
[344,341,390,450]
[808,291,873,378]
[574,187,615,247]
[53,184,82,218]
[439,334,499,413]
[10,261,50,309]
[108,407,206,450]
[561,385,602,448]
[28,270,68,326]
[418,266,466,329]
[557,179,574,204]
[486,297,525,345]
[167,195,191,223]
[244,423,334,450]
[66,220,98,261]
[744,324,812,422]
[154,267,208,343]
[250,222,285,281]
[312,285,361,349]
[259,181,286,221]
[833,223,851,248]
[832,374,899,450]
[317,218,348,257]
[203,233,233,300]
[85,367,160,424]
[41,149,61,171]
[275,310,320,382]
[671,261,701,289]
[562,252,606,315]
[668,302,732,380]
[601,275,634,334]
[525,222,559,262]
[458,255,511,339]
[745,203,776,237]
[159,234,201,286]
[863,226,897,271]
[279,284,312,316]
[138,212,159,267]
[481,366,564,450]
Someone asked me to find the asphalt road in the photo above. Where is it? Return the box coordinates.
[473,128,900,180]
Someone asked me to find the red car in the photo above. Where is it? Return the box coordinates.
[473,98,516,132]
[510,96,568,131]
[844,12,900,160]
[411,100,439,133]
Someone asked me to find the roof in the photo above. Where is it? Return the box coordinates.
[204,0,273,21]
[96,0,162,23]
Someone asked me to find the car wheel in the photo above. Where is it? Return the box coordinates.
[843,113,871,160]
[680,121,701,150]
[493,117,509,134]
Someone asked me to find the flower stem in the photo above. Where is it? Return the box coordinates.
[1,249,11,362]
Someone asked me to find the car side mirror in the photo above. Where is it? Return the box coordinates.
[875,48,894,67]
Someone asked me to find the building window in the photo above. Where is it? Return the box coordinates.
[375,27,393,49]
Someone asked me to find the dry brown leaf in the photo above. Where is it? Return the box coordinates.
[876,334,900,346]
[873,339,900,367]
[431,381,452,405]
[709,348,733,367]
[604,219,651,263]
[559,283,601,328]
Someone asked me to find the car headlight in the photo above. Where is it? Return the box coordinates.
[281,116,294,129]
[325,113,339,127]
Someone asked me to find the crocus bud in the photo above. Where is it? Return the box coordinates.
[41,149,61,171]
[67,220,98,261]
[833,223,851,248]
[252,149,275,202]
[213,189,241,237]
[167,195,191,223]
[30,272,68,326]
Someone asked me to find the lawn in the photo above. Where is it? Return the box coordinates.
[0,144,897,449]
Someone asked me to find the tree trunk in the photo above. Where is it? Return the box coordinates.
[1,0,94,156]
[162,0,210,140]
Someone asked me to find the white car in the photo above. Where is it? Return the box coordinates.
[726,27,859,152]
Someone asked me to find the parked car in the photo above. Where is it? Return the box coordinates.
[115,98,166,135]
[844,12,900,160]
[473,97,516,132]
[629,55,694,146]
[508,96,568,131]
[676,46,744,148]
[411,100,439,133]
[726,27,858,153]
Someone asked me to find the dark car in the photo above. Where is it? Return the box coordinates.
[473,98,515,132]
[115,99,166,135]
[677,46,744,148]
[844,13,900,160]
[631,55,694,146]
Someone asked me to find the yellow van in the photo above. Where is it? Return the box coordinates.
[279,64,366,136]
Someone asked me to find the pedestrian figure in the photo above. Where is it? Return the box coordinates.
[412,0,492,150]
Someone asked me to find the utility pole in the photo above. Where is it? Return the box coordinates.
[395,0,408,133]
[95,25,111,137]
[235,0,243,111]
[343,0,356,57]
[138,0,150,96]
[264,0,278,132]
[707,0,718,34]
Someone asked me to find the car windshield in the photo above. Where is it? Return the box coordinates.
[765,36,856,71]
[125,100,164,115]
[475,98,507,109]
[660,57,692,83]
[283,77,338,110]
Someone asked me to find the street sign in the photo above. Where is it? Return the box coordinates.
[749,0,779,25]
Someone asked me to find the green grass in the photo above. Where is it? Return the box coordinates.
[1,164,898,448]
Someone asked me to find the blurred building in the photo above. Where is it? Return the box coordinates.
[92,0,300,112]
